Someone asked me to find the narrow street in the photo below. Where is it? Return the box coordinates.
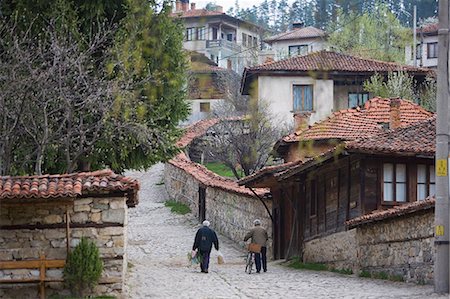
[124,164,446,299]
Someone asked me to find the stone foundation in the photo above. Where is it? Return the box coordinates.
[0,196,128,298]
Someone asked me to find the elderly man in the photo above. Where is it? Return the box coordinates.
[244,219,268,273]
[193,220,219,273]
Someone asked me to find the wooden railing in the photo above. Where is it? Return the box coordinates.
[0,254,65,299]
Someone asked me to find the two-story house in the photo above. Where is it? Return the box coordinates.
[263,23,327,61]
[405,23,438,69]
[241,50,432,128]
[171,0,263,74]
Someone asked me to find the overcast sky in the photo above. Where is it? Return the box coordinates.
[192,0,295,12]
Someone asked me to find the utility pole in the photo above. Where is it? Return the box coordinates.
[413,5,417,67]
[435,0,450,293]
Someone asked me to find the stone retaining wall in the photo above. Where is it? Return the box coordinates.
[164,163,273,254]
[302,209,434,284]
[0,196,128,298]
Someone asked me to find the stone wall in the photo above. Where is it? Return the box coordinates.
[164,163,273,254]
[0,196,128,298]
[357,211,434,284]
[303,229,357,271]
[302,210,434,284]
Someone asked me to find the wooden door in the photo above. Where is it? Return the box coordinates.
[198,187,206,222]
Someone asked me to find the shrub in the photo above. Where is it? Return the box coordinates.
[164,200,191,215]
[64,237,103,297]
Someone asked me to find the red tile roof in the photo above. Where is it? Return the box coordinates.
[282,97,433,143]
[238,160,305,187]
[0,169,140,206]
[177,119,221,148]
[245,50,432,73]
[417,23,438,34]
[346,116,435,156]
[169,152,269,197]
[264,26,325,43]
[170,9,224,18]
[346,197,435,228]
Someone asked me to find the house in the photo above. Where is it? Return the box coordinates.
[239,100,434,260]
[0,170,139,298]
[263,23,327,61]
[171,0,263,74]
[241,50,432,128]
[405,23,438,69]
[184,52,227,124]
[274,97,433,162]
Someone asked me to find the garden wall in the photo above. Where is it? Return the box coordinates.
[0,196,128,298]
[164,156,272,254]
[302,201,435,284]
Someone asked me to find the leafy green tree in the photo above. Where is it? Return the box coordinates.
[64,237,103,297]
[327,4,412,62]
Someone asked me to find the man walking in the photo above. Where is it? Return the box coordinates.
[193,220,219,273]
[244,219,268,273]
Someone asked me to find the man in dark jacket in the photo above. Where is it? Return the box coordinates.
[193,220,219,273]
[244,219,268,273]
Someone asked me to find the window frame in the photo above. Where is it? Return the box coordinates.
[292,84,314,112]
[288,44,308,57]
[382,163,408,204]
[186,27,196,41]
[197,27,206,40]
[199,102,211,113]
[417,164,435,201]
[427,42,438,59]
[348,92,369,108]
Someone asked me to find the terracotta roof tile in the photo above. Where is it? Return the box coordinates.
[283,97,433,143]
[264,26,325,43]
[170,9,225,18]
[177,119,221,148]
[0,169,140,206]
[346,197,435,228]
[169,152,269,197]
[238,160,305,186]
[417,23,438,34]
[246,50,432,73]
[346,116,435,156]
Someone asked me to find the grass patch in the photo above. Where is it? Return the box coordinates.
[287,257,327,271]
[164,200,191,215]
[330,268,353,275]
[203,162,242,178]
[127,262,134,269]
[359,270,371,278]
[359,270,404,282]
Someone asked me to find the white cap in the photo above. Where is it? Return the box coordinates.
[254,219,261,226]
[202,220,210,227]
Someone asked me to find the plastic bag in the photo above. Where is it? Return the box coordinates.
[188,250,202,265]
[217,251,225,264]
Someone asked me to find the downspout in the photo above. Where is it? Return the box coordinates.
[248,186,274,223]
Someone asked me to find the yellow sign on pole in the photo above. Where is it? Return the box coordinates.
[436,225,445,236]
[436,159,447,176]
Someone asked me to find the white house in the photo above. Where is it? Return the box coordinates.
[241,50,432,128]
[405,23,438,69]
[262,23,326,62]
[171,0,263,74]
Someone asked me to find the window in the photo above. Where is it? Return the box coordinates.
[293,85,313,112]
[383,163,407,203]
[348,92,369,108]
[242,33,248,47]
[415,44,422,59]
[212,28,218,40]
[200,102,210,112]
[289,45,308,57]
[427,42,438,59]
[227,33,233,41]
[417,164,436,201]
[197,27,206,40]
[186,27,196,41]
[253,36,258,47]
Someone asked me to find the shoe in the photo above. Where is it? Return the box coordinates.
[256,271,260,273]
[263,269,267,272]
[204,270,208,273]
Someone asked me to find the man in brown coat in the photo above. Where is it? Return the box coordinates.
[244,219,268,273]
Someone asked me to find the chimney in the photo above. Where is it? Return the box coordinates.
[389,98,402,129]
[294,113,310,131]
[181,0,189,12]
[292,21,305,29]
[175,0,182,11]
[191,3,196,10]
[215,5,223,12]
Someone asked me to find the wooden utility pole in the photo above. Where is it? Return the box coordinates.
[435,0,450,293]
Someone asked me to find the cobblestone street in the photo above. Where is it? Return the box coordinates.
[124,164,447,299]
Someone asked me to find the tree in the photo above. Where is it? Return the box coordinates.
[64,237,103,297]
[0,0,189,175]
[363,71,436,111]
[327,4,412,62]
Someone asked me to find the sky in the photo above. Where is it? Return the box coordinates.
[193,0,295,12]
